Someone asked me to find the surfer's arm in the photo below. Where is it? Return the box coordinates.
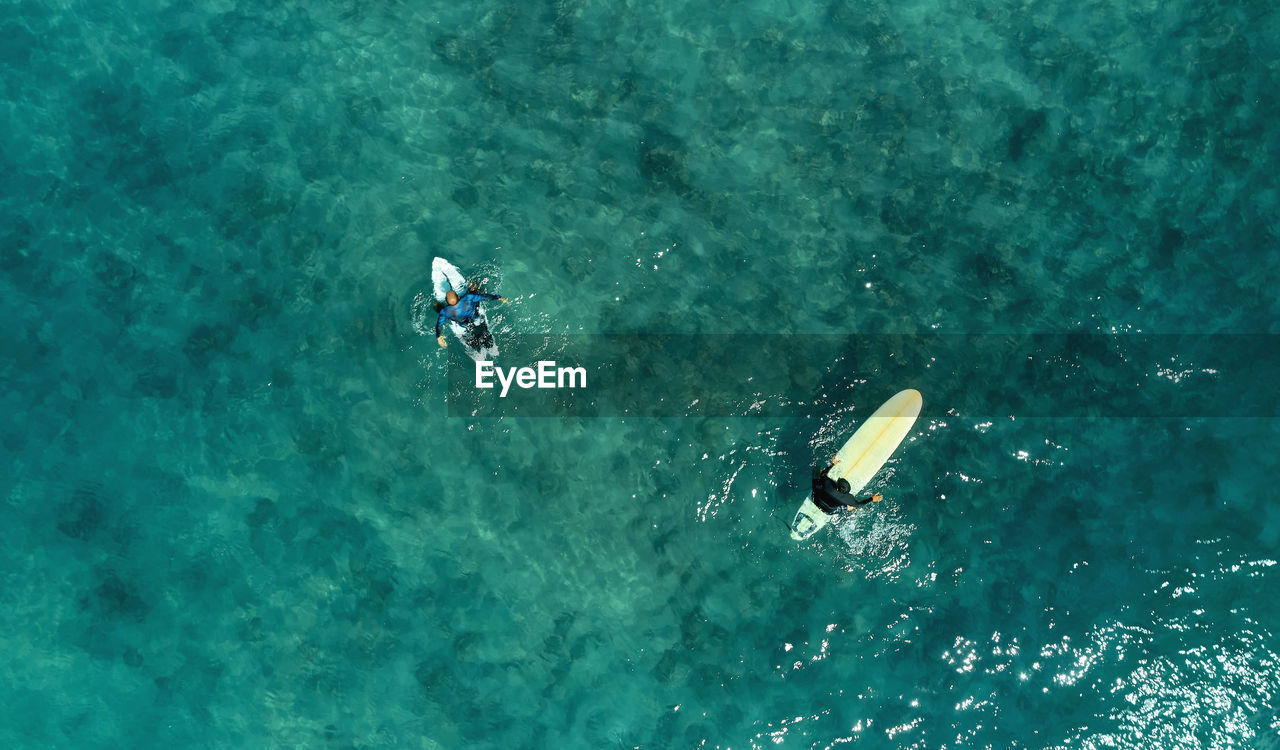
[435,311,450,346]
[470,292,501,302]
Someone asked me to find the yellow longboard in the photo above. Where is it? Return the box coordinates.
[790,389,922,541]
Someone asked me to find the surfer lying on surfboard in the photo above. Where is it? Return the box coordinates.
[435,286,508,350]
[812,459,883,514]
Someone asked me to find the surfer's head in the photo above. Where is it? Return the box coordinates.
[445,290,459,306]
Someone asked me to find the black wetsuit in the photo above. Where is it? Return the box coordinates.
[812,463,876,514]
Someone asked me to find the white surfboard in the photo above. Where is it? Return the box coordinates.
[790,389,922,541]
[431,257,499,361]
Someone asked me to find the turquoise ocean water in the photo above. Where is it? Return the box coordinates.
[3,0,1279,746]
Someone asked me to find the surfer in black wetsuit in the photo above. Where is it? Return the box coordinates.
[812,459,882,514]
[436,286,507,350]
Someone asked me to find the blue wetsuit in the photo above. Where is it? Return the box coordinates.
[436,291,500,336]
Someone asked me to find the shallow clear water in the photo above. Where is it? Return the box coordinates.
[2,0,1279,747]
